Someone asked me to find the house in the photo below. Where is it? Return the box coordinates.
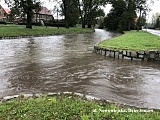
[0,4,10,21]
[0,5,53,24]
[33,6,54,23]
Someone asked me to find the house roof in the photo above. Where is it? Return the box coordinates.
[0,4,10,14]
[38,7,51,15]
[3,8,10,14]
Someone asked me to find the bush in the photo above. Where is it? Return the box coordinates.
[17,22,42,26]
[6,22,14,24]
[45,22,65,27]
[17,22,26,25]
[0,21,6,25]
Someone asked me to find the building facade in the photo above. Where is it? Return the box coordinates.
[0,5,10,21]
[33,7,54,23]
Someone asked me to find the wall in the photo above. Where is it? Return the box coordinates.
[94,46,160,62]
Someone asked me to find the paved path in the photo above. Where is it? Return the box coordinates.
[143,29,160,36]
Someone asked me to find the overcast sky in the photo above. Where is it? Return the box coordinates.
[150,0,160,14]
[0,0,160,22]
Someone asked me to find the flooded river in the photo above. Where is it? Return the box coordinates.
[0,29,160,109]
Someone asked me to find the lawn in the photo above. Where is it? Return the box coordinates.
[98,30,160,51]
[0,94,159,120]
[0,25,94,37]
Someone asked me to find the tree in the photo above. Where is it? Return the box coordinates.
[155,16,160,28]
[104,0,126,30]
[68,0,79,27]
[150,13,160,28]
[50,0,108,28]
[151,14,157,27]
[8,6,20,22]
[5,0,41,29]
[61,0,70,28]
[136,0,160,30]
[119,0,136,31]
[104,0,140,31]
[135,0,148,30]
[78,0,108,28]
[50,0,79,28]
[60,0,79,27]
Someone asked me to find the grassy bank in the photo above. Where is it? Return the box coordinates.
[0,94,159,120]
[98,30,160,51]
[0,25,93,37]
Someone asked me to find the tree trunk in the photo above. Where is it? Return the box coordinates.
[87,0,92,28]
[36,13,37,22]
[137,9,142,31]
[87,23,91,28]
[63,0,69,28]
[127,21,131,31]
[78,0,85,28]
[26,0,33,29]
[26,11,32,29]
[82,18,86,28]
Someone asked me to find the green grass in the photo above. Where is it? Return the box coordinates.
[0,94,159,120]
[98,30,160,51]
[0,25,93,37]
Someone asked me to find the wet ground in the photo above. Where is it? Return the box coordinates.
[143,29,160,36]
[0,29,160,109]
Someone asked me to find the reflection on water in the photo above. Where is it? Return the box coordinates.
[0,29,160,109]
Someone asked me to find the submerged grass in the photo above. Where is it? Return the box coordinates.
[0,25,93,37]
[98,30,160,51]
[0,94,159,120]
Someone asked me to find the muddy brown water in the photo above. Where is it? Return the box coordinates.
[0,29,160,109]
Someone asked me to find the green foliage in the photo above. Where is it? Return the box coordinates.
[135,0,148,30]
[155,18,160,28]
[98,30,160,50]
[119,11,136,31]
[5,0,41,14]
[46,0,108,28]
[104,0,137,31]
[104,0,126,31]
[97,9,105,17]
[7,7,20,22]
[119,0,137,31]
[78,0,108,28]
[150,13,160,28]
[60,0,79,27]
[0,94,160,119]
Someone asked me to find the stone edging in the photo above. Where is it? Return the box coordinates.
[0,92,157,110]
[94,46,160,62]
[0,92,100,102]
